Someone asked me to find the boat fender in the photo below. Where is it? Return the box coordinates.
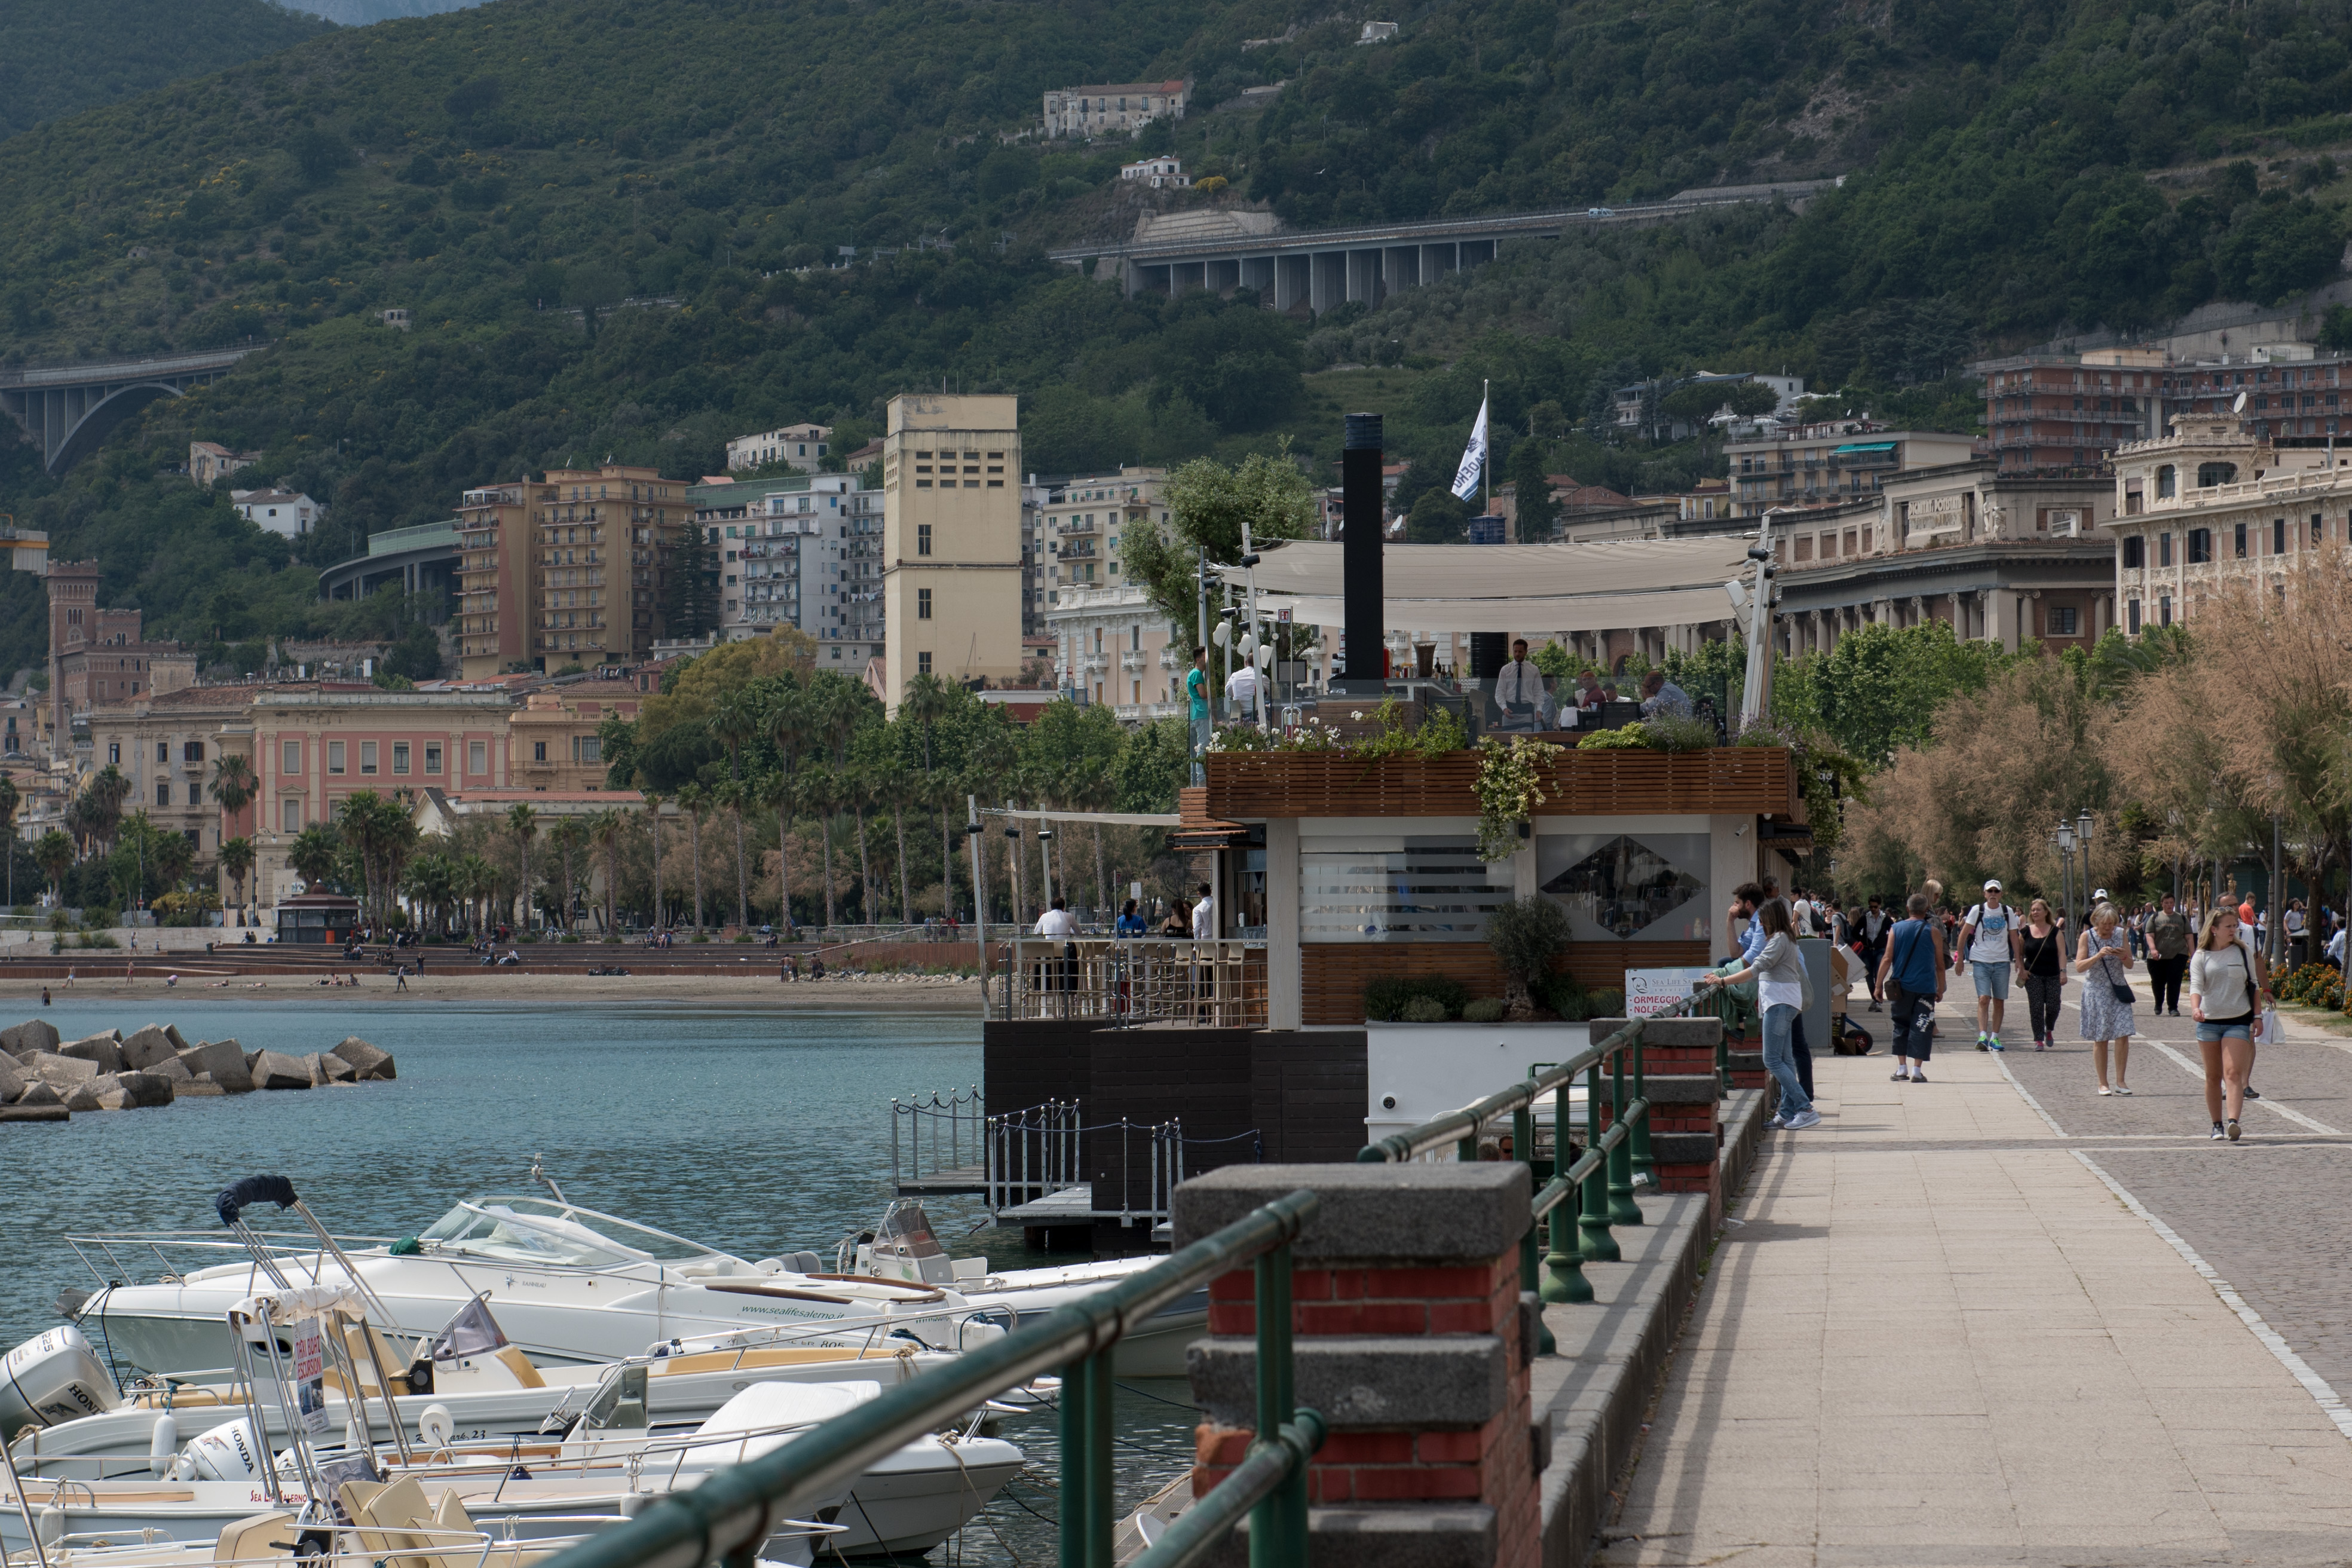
[147,1412,178,1478]
[185,1417,265,1481]
[0,1325,124,1437]
[957,1319,1008,1353]
[418,1403,454,1450]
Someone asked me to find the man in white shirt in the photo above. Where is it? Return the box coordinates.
[1035,896,1078,994]
[1493,638,1547,730]
[1034,897,1078,938]
[1225,661,1260,724]
[1191,881,1215,941]
[1959,880,2024,1051]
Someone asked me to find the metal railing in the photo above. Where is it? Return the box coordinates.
[1358,997,1708,1354]
[535,1189,1325,1568]
[1006,936,1266,1026]
[887,1085,982,1188]
[982,1105,1254,1226]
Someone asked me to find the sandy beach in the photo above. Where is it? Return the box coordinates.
[0,969,987,1009]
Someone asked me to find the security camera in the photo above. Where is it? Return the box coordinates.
[1381,1095,1397,1110]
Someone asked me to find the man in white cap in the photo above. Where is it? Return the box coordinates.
[1959,879,2023,1051]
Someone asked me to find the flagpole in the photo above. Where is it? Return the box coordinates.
[1482,378,1490,514]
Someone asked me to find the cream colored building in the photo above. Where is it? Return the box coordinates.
[2106,409,2352,633]
[881,394,1022,710]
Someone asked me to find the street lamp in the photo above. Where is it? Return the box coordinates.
[2054,822,2077,936]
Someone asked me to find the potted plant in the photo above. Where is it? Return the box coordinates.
[1486,895,1570,1022]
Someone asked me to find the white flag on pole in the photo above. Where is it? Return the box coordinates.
[1450,395,1489,501]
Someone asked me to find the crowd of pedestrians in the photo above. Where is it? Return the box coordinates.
[1707,877,2296,1141]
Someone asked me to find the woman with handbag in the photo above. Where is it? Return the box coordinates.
[2074,901,2137,1095]
[1701,898,1821,1129]
[2189,907,2270,1141]
[2019,898,2066,1052]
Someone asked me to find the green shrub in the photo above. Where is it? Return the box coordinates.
[1364,974,1469,1021]
[1586,988,1625,1018]
[1462,997,1508,1023]
[1399,995,1450,1022]
[1578,725,1650,749]
[1545,973,1591,1021]
[1643,713,1717,752]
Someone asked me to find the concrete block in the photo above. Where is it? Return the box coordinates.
[164,1024,191,1054]
[1651,1133,1719,1165]
[0,1053,23,1103]
[0,1103,69,1122]
[23,1052,100,1089]
[16,1079,63,1106]
[1189,1336,1508,1429]
[119,1025,177,1071]
[1591,1016,1722,1049]
[1644,1074,1721,1105]
[179,1040,253,1093]
[243,1048,262,1073]
[1174,1163,1530,1264]
[0,1020,60,1056]
[63,1076,110,1111]
[317,1052,357,1084]
[329,1036,395,1080]
[177,1080,226,1097]
[59,1033,124,1074]
[250,1051,313,1091]
[151,1055,194,1083]
[114,1071,174,1108]
[302,1052,330,1086]
[1211,1505,1497,1568]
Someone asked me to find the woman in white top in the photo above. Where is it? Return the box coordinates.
[2189,907,2270,1141]
[1702,898,1818,1129]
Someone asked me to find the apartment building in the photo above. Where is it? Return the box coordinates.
[1726,425,1977,517]
[232,489,324,538]
[454,464,687,679]
[881,394,1023,709]
[1040,79,1189,138]
[690,473,884,662]
[725,423,832,473]
[1037,468,1177,717]
[44,561,196,761]
[507,680,642,792]
[1984,349,2168,474]
[87,684,290,858]
[2105,406,2352,634]
[188,442,260,486]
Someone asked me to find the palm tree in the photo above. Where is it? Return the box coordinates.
[902,672,958,918]
[82,764,131,854]
[504,802,539,932]
[33,829,72,906]
[872,751,914,926]
[289,822,342,890]
[638,788,667,933]
[400,852,455,938]
[453,852,497,939]
[713,779,751,930]
[844,763,875,924]
[753,770,795,932]
[207,754,258,847]
[548,818,587,932]
[586,809,627,938]
[803,765,840,929]
[708,690,762,929]
[675,782,708,932]
[219,836,255,921]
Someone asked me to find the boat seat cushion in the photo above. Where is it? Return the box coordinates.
[492,1346,546,1389]
[346,1474,439,1568]
[214,1509,296,1567]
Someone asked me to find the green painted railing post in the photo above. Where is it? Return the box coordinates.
[1630,1032,1656,1190]
[1513,1100,1557,1352]
[1544,1076,1590,1304]
[1716,1019,1731,1098]
[1252,1241,1304,1568]
[1060,1353,1091,1568]
[1579,1059,1618,1263]
[1607,1042,1641,1227]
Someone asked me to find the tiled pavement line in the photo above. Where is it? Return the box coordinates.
[1595,1024,2352,1567]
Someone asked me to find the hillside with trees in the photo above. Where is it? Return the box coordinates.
[2,0,2351,675]
[0,0,332,140]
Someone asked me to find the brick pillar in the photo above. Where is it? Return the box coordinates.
[1588,1016,1728,1227]
[1175,1163,1539,1568]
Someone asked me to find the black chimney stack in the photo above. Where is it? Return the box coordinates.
[1336,412,1385,694]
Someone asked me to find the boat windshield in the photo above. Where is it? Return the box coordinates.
[416,1196,722,1267]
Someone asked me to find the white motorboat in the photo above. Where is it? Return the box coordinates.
[68,1179,1001,1380]
[4,1288,1009,1564]
[841,1200,1206,1377]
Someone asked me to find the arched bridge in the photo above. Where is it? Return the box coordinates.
[0,347,257,476]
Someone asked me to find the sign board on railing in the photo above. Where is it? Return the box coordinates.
[1625,966,1715,1018]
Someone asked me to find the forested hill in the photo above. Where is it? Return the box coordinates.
[0,0,333,140]
[2,0,2351,679]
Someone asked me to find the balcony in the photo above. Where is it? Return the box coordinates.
[1120,650,1150,672]
[1158,647,1185,669]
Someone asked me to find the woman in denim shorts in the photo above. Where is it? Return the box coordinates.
[2189,906,2269,1141]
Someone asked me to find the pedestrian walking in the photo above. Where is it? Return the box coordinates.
[2286,899,2308,968]
[2019,898,2066,1051]
[1876,892,1946,1082]
[2189,906,2269,1141]
[1959,880,2022,1052]
[2145,893,2192,1016]
[2075,901,2137,1095]
[1702,897,1821,1129]
[1859,895,1891,1010]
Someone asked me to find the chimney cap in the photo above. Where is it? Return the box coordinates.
[1345,413,1383,451]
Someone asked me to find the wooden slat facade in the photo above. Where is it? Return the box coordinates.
[1203,747,1796,820]
[1301,939,1713,1026]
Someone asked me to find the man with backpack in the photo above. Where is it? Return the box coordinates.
[1959,880,2024,1051]
[1876,892,1947,1082]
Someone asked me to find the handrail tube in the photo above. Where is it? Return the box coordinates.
[1129,1411,1328,1568]
[535,1188,1319,1568]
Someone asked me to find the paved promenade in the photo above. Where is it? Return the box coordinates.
[1596,981,2352,1567]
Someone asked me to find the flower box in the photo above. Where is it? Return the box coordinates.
[1203,746,1796,820]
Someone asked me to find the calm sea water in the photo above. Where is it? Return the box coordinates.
[2,999,1195,1564]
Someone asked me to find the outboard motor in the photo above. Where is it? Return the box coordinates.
[0,1325,122,1441]
[185,1417,267,1482]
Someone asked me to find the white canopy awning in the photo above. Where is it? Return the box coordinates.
[1213,537,1754,633]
